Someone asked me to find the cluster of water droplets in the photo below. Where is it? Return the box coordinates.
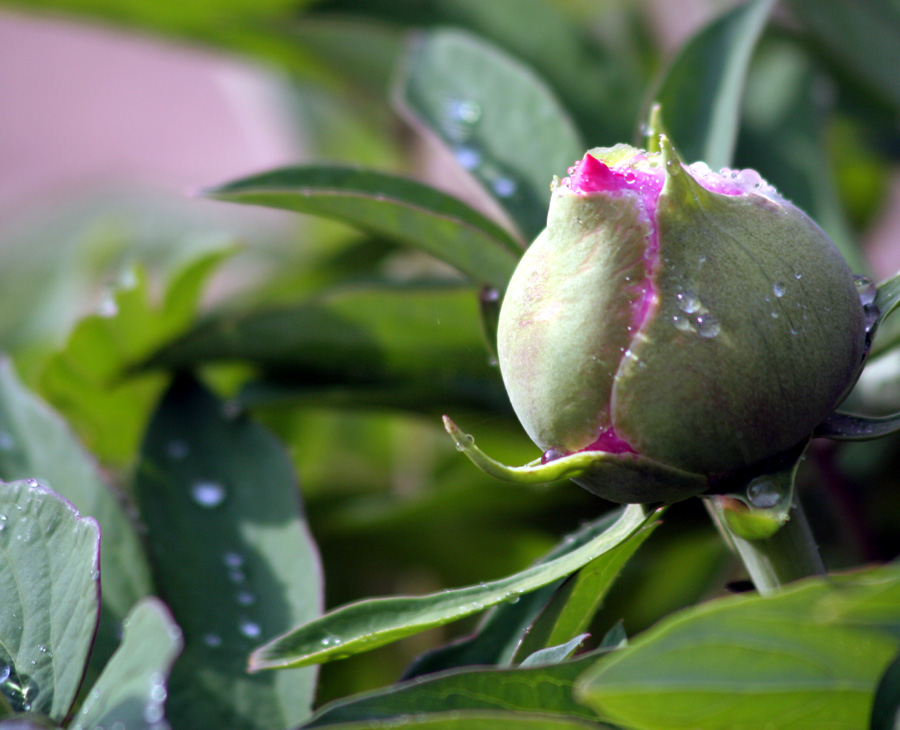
[440,96,519,199]
[671,291,720,339]
[687,162,785,203]
[854,275,880,346]
[0,656,38,713]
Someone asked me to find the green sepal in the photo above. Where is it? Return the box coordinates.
[442,416,708,504]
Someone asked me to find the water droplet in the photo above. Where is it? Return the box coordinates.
[492,177,517,197]
[445,98,481,125]
[623,170,636,184]
[454,145,482,170]
[541,447,569,464]
[771,310,780,318]
[672,314,693,332]
[236,590,256,606]
[676,292,701,314]
[319,634,343,648]
[855,275,877,307]
[223,551,244,569]
[143,703,165,724]
[0,665,10,683]
[747,477,781,509]
[239,620,261,639]
[773,282,786,298]
[228,569,246,584]
[0,433,14,451]
[202,633,222,648]
[697,315,720,338]
[166,440,189,460]
[25,478,38,487]
[191,481,226,508]
[795,272,802,280]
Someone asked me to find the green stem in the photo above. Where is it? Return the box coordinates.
[706,496,825,595]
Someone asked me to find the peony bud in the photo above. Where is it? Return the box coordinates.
[449,135,868,504]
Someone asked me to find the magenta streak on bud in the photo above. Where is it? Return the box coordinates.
[564,152,665,455]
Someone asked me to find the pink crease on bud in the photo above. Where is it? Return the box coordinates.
[585,426,636,455]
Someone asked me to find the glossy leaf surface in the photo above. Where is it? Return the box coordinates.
[578,564,900,730]
[0,480,99,720]
[0,360,152,672]
[136,375,322,729]
[250,505,653,670]
[397,28,583,241]
[206,166,521,289]
[71,598,182,730]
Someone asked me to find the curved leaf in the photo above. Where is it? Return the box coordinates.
[250,504,654,671]
[578,563,900,730]
[136,375,322,729]
[0,480,100,720]
[71,598,182,730]
[814,410,900,441]
[307,652,606,727]
[654,0,777,169]
[206,166,521,289]
[0,360,152,672]
[396,28,583,241]
[308,713,603,730]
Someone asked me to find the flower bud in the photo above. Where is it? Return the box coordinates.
[494,136,867,503]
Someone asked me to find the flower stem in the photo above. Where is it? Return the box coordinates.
[706,496,825,595]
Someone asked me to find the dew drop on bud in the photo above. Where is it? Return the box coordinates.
[773,282,786,298]
[541,447,568,464]
[697,315,720,339]
[676,292,701,314]
[747,476,781,509]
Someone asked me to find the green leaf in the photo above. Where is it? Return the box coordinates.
[206,166,521,289]
[309,714,603,730]
[814,411,900,441]
[871,650,900,730]
[250,504,654,671]
[146,283,508,416]
[71,598,182,730]
[513,524,656,662]
[787,0,900,112]
[0,480,100,720]
[396,28,584,241]
[307,652,605,727]
[39,248,231,466]
[518,635,589,668]
[135,375,322,730]
[0,359,152,672]
[577,563,900,730]
[654,0,777,169]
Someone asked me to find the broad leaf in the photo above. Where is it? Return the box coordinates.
[396,28,583,241]
[578,563,900,730]
[39,249,231,466]
[307,652,606,727]
[136,375,322,730]
[654,0,776,169]
[205,166,521,289]
[146,283,509,416]
[71,598,182,730]
[0,480,100,720]
[250,504,653,671]
[309,714,603,730]
[0,360,152,672]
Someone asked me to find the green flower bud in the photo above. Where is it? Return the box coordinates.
[492,136,867,503]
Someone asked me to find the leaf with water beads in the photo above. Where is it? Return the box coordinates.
[70,598,182,730]
[0,480,100,721]
[249,503,655,671]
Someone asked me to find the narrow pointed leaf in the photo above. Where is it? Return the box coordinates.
[655,0,777,169]
[206,166,521,289]
[307,652,605,727]
[71,598,182,730]
[577,563,900,730]
[145,285,508,415]
[250,504,653,671]
[0,360,152,672]
[396,28,583,241]
[136,375,322,730]
[0,480,100,720]
[815,410,900,441]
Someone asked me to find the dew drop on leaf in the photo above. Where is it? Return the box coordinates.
[190,481,226,508]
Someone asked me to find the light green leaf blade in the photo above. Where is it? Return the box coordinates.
[0,360,152,673]
[307,652,605,727]
[396,28,584,241]
[206,166,521,289]
[71,598,182,730]
[578,564,900,730]
[309,713,604,730]
[513,524,656,662]
[0,480,100,720]
[250,504,653,671]
[654,0,777,169]
[39,248,231,466]
[136,375,322,730]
